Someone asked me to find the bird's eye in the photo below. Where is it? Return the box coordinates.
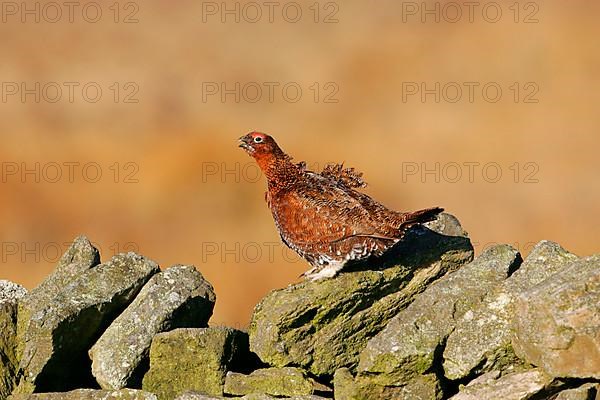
[253,136,263,143]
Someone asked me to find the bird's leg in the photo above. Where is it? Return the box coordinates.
[303,261,345,281]
[299,266,318,279]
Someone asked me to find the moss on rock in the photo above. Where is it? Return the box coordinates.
[249,213,473,377]
[90,265,216,390]
[0,281,27,400]
[358,244,519,386]
[443,241,580,380]
[8,389,157,400]
[333,368,442,400]
[224,367,313,397]
[142,327,249,400]
[15,249,159,393]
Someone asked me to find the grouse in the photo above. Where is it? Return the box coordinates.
[239,131,443,280]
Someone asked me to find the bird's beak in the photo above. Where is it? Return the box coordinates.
[238,136,253,152]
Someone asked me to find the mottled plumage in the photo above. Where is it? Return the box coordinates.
[239,132,443,280]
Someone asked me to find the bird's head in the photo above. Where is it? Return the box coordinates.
[238,131,293,180]
[238,131,281,158]
[238,131,299,184]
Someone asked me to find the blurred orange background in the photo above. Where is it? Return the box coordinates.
[1,1,598,327]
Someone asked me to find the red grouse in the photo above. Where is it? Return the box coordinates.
[239,132,443,280]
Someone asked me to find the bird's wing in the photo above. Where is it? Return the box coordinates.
[270,176,394,247]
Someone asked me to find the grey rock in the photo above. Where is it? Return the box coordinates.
[173,393,223,400]
[443,240,575,380]
[503,240,578,293]
[249,213,473,377]
[22,236,100,313]
[16,236,100,350]
[89,265,216,389]
[0,281,27,400]
[394,375,443,400]
[14,236,101,393]
[224,368,314,397]
[240,396,328,400]
[0,281,27,304]
[15,252,159,393]
[511,254,600,379]
[174,393,327,400]
[142,327,250,400]
[357,244,518,386]
[553,383,600,400]
[8,389,157,400]
[333,368,441,400]
[448,369,553,400]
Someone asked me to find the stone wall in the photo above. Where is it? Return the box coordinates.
[1,215,598,400]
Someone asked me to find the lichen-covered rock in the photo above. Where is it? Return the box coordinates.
[174,393,327,400]
[0,281,27,400]
[333,368,441,400]
[14,236,101,395]
[239,396,329,400]
[16,236,100,358]
[0,281,27,304]
[89,265,216,389]
[15,252,160,393]
[553,383,600,400]
[511,254,600,379]
[443,240,576,380]
[173,393,222,400]
[249,213,473,377]
[21,236,100,314]
[448,369,553,400]
[357,244,519,386]
[142,327,249,399]
[394,375,443,400]
[224,368,313,397]
[8,389,157,400]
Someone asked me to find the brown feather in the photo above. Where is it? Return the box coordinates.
[239,132,444,279]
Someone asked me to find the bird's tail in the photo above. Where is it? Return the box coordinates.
[399,207,444,229]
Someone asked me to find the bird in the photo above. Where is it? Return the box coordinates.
[238,131,444,281]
